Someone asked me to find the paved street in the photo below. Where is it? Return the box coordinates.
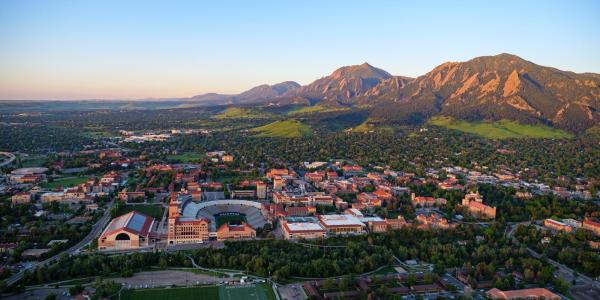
[5,201,114,286]
[0,151,16,167]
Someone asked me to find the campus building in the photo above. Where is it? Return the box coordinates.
[461,192,496,219]
[167,194,210,244]
[582,218,600,236]
[318,214,366,235]
[281,220,326,240]
[486,288,560,300]
[543,219,572,233]
[98,211,155,251]
[216,222,256,241]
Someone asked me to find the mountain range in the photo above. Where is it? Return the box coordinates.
[192,53,598,132]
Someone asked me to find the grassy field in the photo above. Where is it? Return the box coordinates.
[353,121,394,133]
[42,176,89,189]
[287,105,349,115]
[121,284,274,300]
[167,152,204,163]
[428,116,573,139]
[215,213,247,228]
[20,155,47,168]
[119,204,164,219]
[250,120,312,138]
[214,107,273,119]
[121,286,220,300]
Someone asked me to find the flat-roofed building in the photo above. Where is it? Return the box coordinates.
[281,220,326,240]
[486,288,560,300]
[98,211,155,251]
[318,214,366,235]
[256,182,267,199]
[231,190,256,199]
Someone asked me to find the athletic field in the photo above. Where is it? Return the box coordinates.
[215,212,247,228]
[120,283,274,300]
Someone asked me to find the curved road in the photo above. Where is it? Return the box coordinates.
[0,151,16,167]
[5,201,114,286]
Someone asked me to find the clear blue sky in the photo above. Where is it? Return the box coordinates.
[1,0,599,100]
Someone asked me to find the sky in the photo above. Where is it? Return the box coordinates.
[0,0,599,100]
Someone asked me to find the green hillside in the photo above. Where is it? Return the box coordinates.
[214,107,272,119]
[250,120,312,138]
[287,105,349,115]
[428,116,573,139]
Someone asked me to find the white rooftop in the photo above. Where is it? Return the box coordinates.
[285,222,324,232]
[360,216,384,223]
[319,214,365,227]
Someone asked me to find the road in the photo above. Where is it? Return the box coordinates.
[0,151,16,167]
[506,222,600,289]
[5,201,115,286]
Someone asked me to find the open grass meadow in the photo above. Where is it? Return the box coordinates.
[250,120,312,138]
[166,152,204,163]
[42,176,89,189]
[121,283,274,300]
[428,116,573,139]
[214,107,274,119]
[287,105,350,115]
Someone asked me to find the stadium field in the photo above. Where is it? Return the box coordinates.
[215,212,247,228]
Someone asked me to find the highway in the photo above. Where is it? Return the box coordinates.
[0,151,16,168]
[5,201,114,286]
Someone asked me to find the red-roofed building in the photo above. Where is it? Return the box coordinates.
[216,222,256,241]
[544,219,572,233]
[486,288,560,300]
[411,193,447,207]
[305,171,326,183]
[462,192,496,219]
[582,218,600,236]
[98,211,155,250]
[373,189,393,201]
[267,169,290,179]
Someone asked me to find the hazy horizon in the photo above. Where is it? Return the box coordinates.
[1,0,599,100]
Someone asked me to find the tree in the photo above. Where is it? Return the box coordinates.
[69,284,84,296]
[44,294,57,300]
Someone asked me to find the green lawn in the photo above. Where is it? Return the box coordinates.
[20,155,47,168]
[215,213,247,228]
[119,204,164,219]
[42,176,89,189]
[121,283,274,300]
[121,285,220,300]
[428,116,573,139]
[167,152,204,163]
[287,105,349,115]
[250,120,312,138]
